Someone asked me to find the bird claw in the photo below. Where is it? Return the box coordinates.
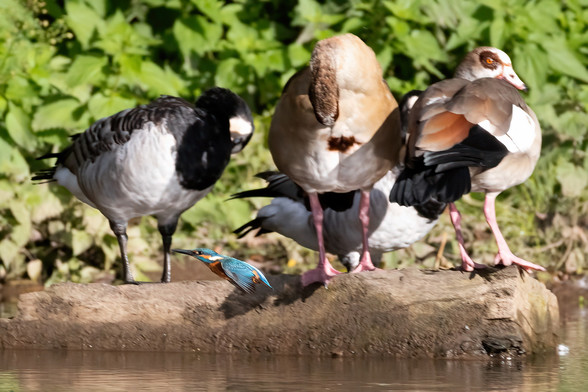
[458,257,488,272]
[350,258,377,273]
[494,252,545,272]
[301,265,341,287]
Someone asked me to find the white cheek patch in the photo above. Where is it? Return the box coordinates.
[229,116,253,138]
[208,255,223,261]
[494,105,536,153]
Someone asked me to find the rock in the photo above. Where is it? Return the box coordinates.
[0,266,559,358]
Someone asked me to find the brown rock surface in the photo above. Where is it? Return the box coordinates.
[0,266,559,358]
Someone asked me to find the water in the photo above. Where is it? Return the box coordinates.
[1,302,587,391]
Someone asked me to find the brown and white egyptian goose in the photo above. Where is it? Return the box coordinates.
[389,47,544,272]
[269,34,402,286]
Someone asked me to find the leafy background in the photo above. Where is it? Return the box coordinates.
[0,0,586,285]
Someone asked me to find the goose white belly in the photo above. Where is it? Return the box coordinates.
[56,122,211,223]
[322,172,438,254]
[277,127,392,193]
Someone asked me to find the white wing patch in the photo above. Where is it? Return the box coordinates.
[478,119,497,134]
[494,105,536,153]
[425,96,446,106]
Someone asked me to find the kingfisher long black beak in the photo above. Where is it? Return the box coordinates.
[172,249,196,256]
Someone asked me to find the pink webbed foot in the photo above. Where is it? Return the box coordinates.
[494,251,545,272]
[351,253,378,273]
[301,264,341,287]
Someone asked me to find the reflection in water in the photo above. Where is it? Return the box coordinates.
[0,312,587,391]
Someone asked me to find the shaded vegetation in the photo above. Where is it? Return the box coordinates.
[0,0,586,284]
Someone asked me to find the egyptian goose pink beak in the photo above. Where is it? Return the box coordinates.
[390,46,543,272]
[269,34,402,286]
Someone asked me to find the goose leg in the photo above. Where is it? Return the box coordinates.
[109,221,137,284]
[483,193,545,272]
[351,190,377,273]
[158,220,178,283]
[448,203,487,271]
[301,193,341,287]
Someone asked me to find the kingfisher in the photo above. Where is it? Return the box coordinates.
[172,248,272,293]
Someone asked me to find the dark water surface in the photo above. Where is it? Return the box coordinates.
[1,300,587,391]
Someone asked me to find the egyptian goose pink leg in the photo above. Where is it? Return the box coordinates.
[351,190,377,273]
[301,193,341,287]
[448,203,487,271]
[484,193,545,272]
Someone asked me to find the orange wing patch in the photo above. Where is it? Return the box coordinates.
[207,261,231,281]
[251,270,262,284]
[418,112,473,151]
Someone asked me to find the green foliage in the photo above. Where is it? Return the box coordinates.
[0,0,587,284]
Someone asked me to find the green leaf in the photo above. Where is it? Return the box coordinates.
[0,135,13,169]
[5,103,36,151]
[86,0,109,17]
[489,11,506,48]
[136,62,183,96]
[226,21,259,53]
[0,239,19,268]
[191,0,223,22]
[0,147,30,179]
[541,38,588,83]
[383,0,425,22]
[214,58,243,90]
[30,185,64,223]
[88,93,137,121]
[513,45,548,92]
[64,1,105,49]
[65,55,107,87]
[173,16,223,58]
[10,222,31,248]
[95,11,152,57]
[82,208,110,236]
[72,229,94,256]
[5,76,38,103]
[294,0,323,24]
[287,44,311,68]
[32,98,88,132]
[9,200,30,225]
[556,161,588,198]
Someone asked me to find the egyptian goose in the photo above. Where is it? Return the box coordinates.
[172,248,272,293]
[268,34,402,286]
[232,170,444,271]
[33,88,254,283]
[389,47,543,272]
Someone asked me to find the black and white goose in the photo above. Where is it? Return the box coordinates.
[33,88,254,283]
[232,170,445,271]
[389,47,543,272]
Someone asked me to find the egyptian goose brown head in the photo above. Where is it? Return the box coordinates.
[268,33,402,286]
[390,46,543,272]
[454,46,527,90]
